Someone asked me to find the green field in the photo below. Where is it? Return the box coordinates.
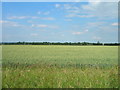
[2,45,118,88]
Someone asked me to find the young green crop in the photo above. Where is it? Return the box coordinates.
[2,45,118,88]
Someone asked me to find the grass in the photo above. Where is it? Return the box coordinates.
[2,45,119,88]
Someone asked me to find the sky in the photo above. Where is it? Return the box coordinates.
[1,2,118,43]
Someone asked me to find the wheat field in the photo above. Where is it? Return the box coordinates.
[2,45,118,88]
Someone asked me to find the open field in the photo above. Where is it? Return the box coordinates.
[2,45,118,88]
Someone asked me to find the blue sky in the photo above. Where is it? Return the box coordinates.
[1,2,118,43]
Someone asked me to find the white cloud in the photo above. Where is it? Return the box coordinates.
[37,11,41,15]
[30,33,38,36]
[32,24,48,28]
[72,32,83,35]
[81,2,117,19]
[31,17,54,20]
[87,22,105,27]
[82,4,95,10]
[66,14,95,18]
[1,20,22,27]
[31,24,58,29]
[31,24,35,27]
[55,4,61,8]
[64,19,72,21]
[64,4,80,10]
[44,11,50,15]
[84,29,89,32]
[7,16,29,19]
[93,36,101,40]
[88,0,102,5]
[63,3,95,19]
[7,16,55,20]
[30,16,39,19]
[74,0,82,2]
[37,24,48,28]
[82,0,105,11]
[64,4,72,10]
[111,23,118,26]
[42,17,55,20]
[67,10,81,14]
[0,20,8,23]
[86,22,117,32]
[37,11,50,15]
[27,20,34,23]
[63,2,117,20]
[72,29,88,35]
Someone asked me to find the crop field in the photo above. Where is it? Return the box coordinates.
[2,45,118,88]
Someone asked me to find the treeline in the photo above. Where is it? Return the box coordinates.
[1,42,120,46]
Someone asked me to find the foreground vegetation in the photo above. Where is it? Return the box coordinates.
[2,45,118,88]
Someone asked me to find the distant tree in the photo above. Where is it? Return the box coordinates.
[97,41,100,44]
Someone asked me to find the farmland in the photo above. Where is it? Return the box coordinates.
[2,45,118,88]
